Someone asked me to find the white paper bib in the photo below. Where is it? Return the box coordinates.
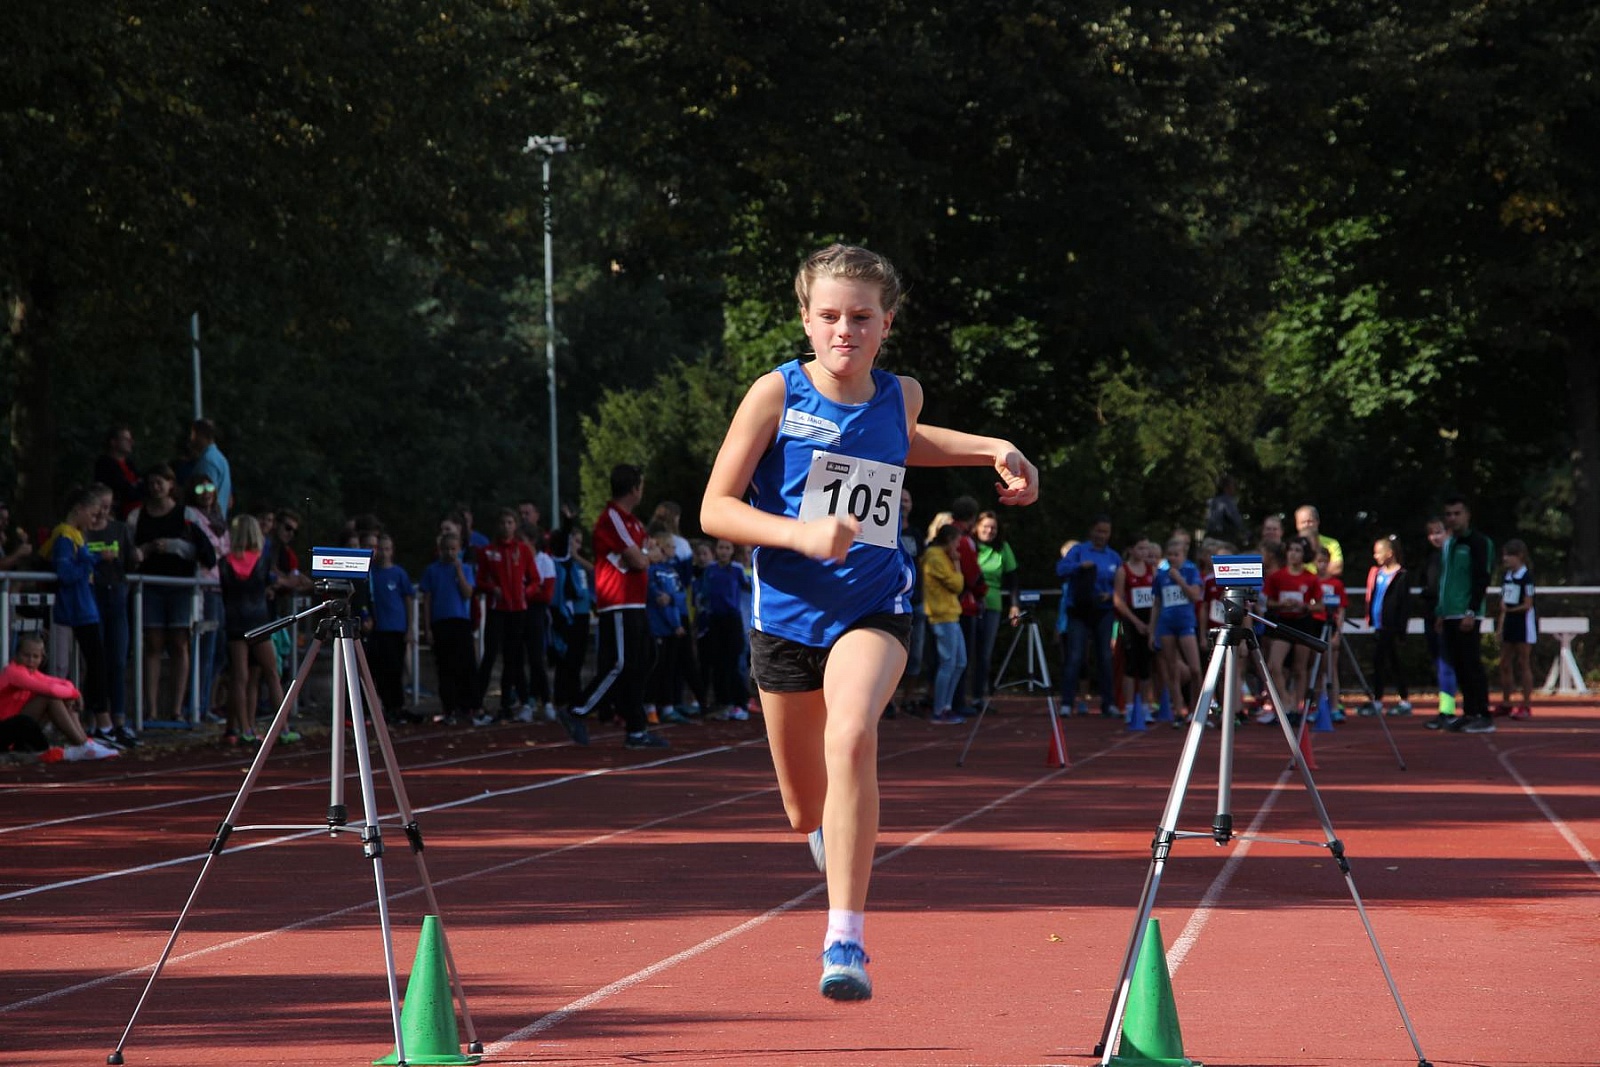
[796,449,904,550]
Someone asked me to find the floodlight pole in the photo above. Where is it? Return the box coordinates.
[526,134,569,524]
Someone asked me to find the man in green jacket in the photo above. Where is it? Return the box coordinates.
[1435,495,1495,733]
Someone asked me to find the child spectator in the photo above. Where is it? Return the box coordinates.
[1151,536,1203,725]
[0,497,33,570]
[1261,537,1321,720]
[219,515,288,746]
[1497,539,1536,719]
[521,524,557,722]
[474,508,536,724]
[1315,544,1347,721]
[1364,534,1413,716]
[43,487,120,745]
[1113,536,1158,720]
[131,464,217,723]
[420,531,480,725]
[366,533,417,723]
[1420,516,1461,727]
[922,524,968,723]
[549,526,593,718]
[697,538,752,720]
[186,474,229,724]
[83,484,140,737]
[0,633,120,760]
[644,527,690,724]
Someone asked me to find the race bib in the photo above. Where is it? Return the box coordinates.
[796,450,904,551]
[1131,586,1154,611]
[1161,584,1188,609]
[1280,589,1304,608]
[1321,583,1341,606]
[1501,582,1521,606]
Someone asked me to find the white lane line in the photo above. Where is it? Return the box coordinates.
[1494,741,1600,880]
[0,743,753,902]
[0,779,780,1016]
[485,734,1139,1053]
[0,737,953,1015]
[1164,766,1294,973]
[0,732,619,834]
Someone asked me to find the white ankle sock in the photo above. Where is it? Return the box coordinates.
[824,909,864,950]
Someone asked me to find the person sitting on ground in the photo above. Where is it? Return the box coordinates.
[0,633,120,761]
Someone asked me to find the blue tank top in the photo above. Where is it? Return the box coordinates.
[748,359,915,647]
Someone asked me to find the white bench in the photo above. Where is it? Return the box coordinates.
[1340,615,1590,695]
[1538,616,1590,695]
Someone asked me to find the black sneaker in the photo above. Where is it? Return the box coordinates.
[555,707,590,746]
[90,727,127,751]
[111,723,141,747]
[1425,714,1455,730]
[1460,715,1496,734]
[1445,714,1473,732]
[624,730,670,750]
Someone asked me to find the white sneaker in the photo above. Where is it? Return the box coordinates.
[65,739,121,761]
[728,706,750,722]
[1254,708,1276,724]
[513,704,536,724]
[543,702,557,723]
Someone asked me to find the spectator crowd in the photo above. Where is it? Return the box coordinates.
[0,426,1550,765]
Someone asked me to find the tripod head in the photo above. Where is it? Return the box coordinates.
[1210,554,1328,654]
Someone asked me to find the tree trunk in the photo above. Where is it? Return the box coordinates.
[1565,316,1600,583]
[7,284,58,539]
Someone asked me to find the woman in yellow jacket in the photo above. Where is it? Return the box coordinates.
[921,524,968,723]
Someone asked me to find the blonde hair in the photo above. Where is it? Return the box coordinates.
[926,510,955,545]
[795,243,904,314]
[229,514,264,553]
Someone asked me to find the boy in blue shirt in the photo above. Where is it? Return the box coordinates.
[365,533,417,723]
[420,531,479,724]
[644,527,691,725]
[696,537,752,721]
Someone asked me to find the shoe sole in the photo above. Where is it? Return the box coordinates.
[819,972,872,1001]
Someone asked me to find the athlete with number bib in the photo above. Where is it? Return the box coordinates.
[701,244,1038,1002]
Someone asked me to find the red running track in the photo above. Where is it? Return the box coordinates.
[2,698,1596,1066]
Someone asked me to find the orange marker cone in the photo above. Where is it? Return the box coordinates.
[1297,719,1319,771]
[1046,719,1070,767]
[375,916,480,1066]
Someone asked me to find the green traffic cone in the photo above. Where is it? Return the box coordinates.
[1108,918,1202,1067]
[375,916,480,1066]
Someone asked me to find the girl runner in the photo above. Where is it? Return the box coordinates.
[701,244,1038,1001]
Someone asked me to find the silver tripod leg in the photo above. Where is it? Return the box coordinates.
[351,639,483,1053]
[1340,630,1408,770]
[957,617,1063,767]
[110,638,325,1064]
[1093,635,1228,1064]
[1092,623,1432,1067]
[335,636,409,1067]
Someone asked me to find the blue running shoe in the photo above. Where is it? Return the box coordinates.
[819,941,872,1001]
[808,827,826,873]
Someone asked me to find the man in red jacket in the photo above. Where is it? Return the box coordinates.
[559,465,669,750]
[473,508,536,724]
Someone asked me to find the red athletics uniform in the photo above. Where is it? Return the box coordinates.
[1264,567,1320,620]
[593,501,648,611]
[475,538,536,612]
[1317,575,1346,626]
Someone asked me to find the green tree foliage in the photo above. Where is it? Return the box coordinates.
[2,1,1593,583]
